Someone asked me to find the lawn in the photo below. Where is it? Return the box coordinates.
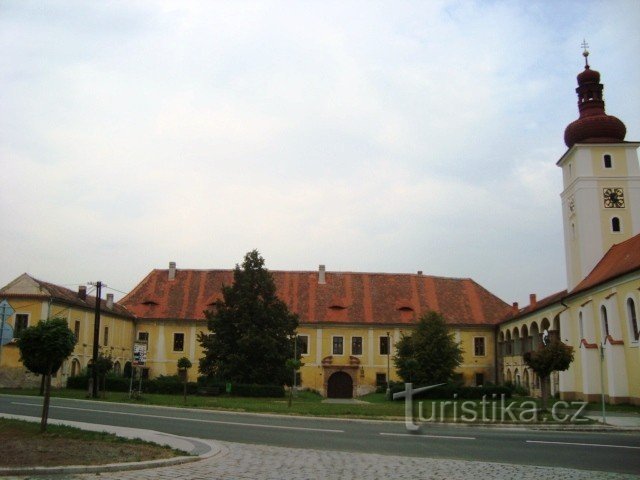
[0,388,609,423]
[0,417,186,468]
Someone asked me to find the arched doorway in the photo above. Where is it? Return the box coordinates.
[327,371,353,398]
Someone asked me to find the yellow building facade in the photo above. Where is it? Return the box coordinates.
[120,265,510,396]
[0,274,135,388]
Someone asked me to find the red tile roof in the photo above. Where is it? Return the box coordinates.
[121,269,511,326]
[571,233,640,296]
[500,289,567,324]
[0,274,134,319]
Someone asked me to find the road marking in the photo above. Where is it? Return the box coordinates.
[11,402,344,434]
[380,432,475,440]
[526,440,640,450]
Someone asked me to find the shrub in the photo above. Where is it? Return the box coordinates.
[389,383,512,401]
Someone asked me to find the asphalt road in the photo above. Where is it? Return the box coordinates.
[1,394,639,475]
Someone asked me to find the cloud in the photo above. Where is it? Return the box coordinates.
[0,1,638,306]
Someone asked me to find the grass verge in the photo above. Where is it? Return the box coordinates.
[0,417,187,468]
[0,388,606,423]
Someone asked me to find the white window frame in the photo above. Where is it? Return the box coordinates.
[173,332,185,352]
[331,335,344,355]
[379,335,390,356]
[12,312,30,338]
[350,336,363,356]
[473,336,486,357]
[138,331,149,342]
[296,334,309,356]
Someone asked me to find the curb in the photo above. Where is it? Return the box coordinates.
[0,414,224,476]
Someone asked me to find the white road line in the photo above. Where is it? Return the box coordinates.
[526,440,640,450]
[11,402,344,434]
[380,432,475,440]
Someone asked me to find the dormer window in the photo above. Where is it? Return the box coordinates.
[142,300,159,306]
[329,305,347,310]
[603,154,612,169]
[397,306,414,312]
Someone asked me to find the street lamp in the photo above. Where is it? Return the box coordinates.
[386,331,391,399]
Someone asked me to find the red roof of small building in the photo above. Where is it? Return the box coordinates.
[0,274,134,319]
[121,269,512,326]
[571,233,640,296]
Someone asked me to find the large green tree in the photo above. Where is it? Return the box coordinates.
[198,250,299,385]
[394,311,463,385]
[17,318,76,432]
[523,339,574,410]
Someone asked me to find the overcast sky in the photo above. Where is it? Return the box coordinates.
[1,1,639,307]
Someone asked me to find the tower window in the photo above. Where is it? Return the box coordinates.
[603,154,612,169]
[601,306,609,339]
[612,217,621,232]
[628,298,638,342]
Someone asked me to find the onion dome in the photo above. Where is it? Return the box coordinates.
[564,45,626,148]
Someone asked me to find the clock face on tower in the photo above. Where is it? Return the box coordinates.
[603,187,625,208]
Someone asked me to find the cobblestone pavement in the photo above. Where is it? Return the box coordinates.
[17,441,629,480]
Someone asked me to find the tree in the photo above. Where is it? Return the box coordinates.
[17,318,76,432]
[394,311,463,386]
[177,356,192,403]
[523,338,574,411]
[198,250,299,385]
[94,351,114,398]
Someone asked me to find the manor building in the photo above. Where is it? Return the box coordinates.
[1,50,638,401]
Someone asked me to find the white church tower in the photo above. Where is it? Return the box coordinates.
[558,46,640,291]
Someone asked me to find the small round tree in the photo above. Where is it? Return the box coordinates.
[523,338,574,411]
[17,318,76,432]
[177,356,192,403]
[94,351,114,398]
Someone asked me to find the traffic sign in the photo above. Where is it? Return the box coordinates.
[0,322,13,345]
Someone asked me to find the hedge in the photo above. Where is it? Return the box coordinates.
[66,374,198,395]
[387,382,512,400]
[198,376,285,397]
[67,375,285,398]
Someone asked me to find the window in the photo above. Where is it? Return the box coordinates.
[296,335,309,355]
[332,336,344,355]
[103,326,109,346]
[579,312,584,339]
[628,298,639,342]
[14,313,29,337]
[612,217,621,232]
[474,337,486,356]
[379,336,390,355]
[601,306,610,338]
[604,154,612,168]
[173,333,184,351]
[74,320,80,341]
[138,332,149,342]
[351,336,363,355]
[376,373,387,387]
[475,373,484,387]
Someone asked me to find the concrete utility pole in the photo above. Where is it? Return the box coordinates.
[90,281,103,399]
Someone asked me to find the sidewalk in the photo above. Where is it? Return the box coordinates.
[586,412,640,428]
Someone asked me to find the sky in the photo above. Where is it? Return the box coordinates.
[1,1,639,306]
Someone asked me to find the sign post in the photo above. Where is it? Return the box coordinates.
[0,300,16,366]
[130,341,147,398]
